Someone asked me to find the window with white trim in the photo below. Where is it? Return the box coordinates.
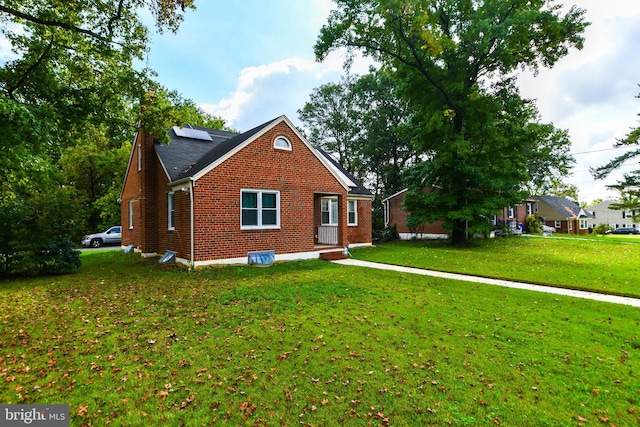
[241,190,280,229]
[526,203,534,216]
[321,197,338,225]
[348,200,357,225]
[554,220,562,228]
[274,136,292,151]
[507,206,515,218]
[579,219,588,230]
[168,192,175,230]
[129,200,134,229]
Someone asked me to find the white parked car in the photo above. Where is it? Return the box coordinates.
[81,226,122,248]
[541,224,555,233]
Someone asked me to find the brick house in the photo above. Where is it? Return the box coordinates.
[383,188,538,238]
[532,195,593,234]
[493,198,537,233]
[382,189,448,239]
[120,115,373,267]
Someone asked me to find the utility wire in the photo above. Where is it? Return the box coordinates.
[571,145,637,155]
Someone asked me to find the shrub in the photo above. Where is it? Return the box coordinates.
[593,223,612,235]
[374,226,399,242]
[525,215,543,234]
[35,240,81,275]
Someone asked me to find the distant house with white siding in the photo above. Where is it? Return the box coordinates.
[586,200,638,230]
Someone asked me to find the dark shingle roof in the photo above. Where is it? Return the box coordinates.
[172,119,277,181]
[155,125,239,182]
[155,118,372,199]
[314,146,373,197]
[535,195,595,218]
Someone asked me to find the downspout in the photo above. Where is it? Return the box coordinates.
[189,179,194,269]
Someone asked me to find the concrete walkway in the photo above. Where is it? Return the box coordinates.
[333,259,640,307]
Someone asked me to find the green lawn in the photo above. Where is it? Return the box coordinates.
[351,236,640,298]
[1,250,639,426]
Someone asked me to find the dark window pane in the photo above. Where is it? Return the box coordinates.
[262,210,277,225]
[262,192,276,209]
[242,209,258,226]
[242,192,257,208]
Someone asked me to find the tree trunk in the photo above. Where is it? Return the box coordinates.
[450,220,467,245]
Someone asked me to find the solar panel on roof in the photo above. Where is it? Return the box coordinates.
[173,126,213,141]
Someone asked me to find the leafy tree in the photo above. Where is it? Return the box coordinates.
[351,69,415,199]
[299,70,414,232]
[315,0,587,244]
[299,70,414,196]
[545,178,580,203]
[298,76,365,180]
[58,87,230,236]
[59,125,131,235]
[0,1,234,275]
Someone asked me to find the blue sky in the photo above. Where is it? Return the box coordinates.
[143,0,640,204]
[144,0,354,130]
[2,0,639,203]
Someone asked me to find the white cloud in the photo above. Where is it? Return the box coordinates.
[517,1,640,203]
[199,50,373,130]
[200,57,333,129]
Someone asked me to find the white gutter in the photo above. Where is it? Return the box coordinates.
[189,179,194,268]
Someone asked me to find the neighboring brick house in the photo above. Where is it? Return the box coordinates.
[586,200,638,230]
[120,115,373,267]
[383,188,538,239]
[532,195,594,234]
[382,189,447,239]
[493,198,537,233]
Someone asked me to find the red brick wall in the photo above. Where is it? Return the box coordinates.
[121,133,147,250]
[122,120,373,262]
[121,131,193,258]
[386,190,446,235]
[152,172,191,260]
[191,122,356,261]
[348,199,372,243]
[543,219,589,235]
[495,202,535,226]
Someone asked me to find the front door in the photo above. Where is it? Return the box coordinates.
[318,197,339,245]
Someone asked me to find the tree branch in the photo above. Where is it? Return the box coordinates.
[0,4,110,42]
[6,37,54,101]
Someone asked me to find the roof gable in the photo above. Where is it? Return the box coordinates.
[154,116,371,197]
[535,195,594,219]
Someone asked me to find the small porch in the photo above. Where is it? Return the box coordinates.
[314,193,348,247]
